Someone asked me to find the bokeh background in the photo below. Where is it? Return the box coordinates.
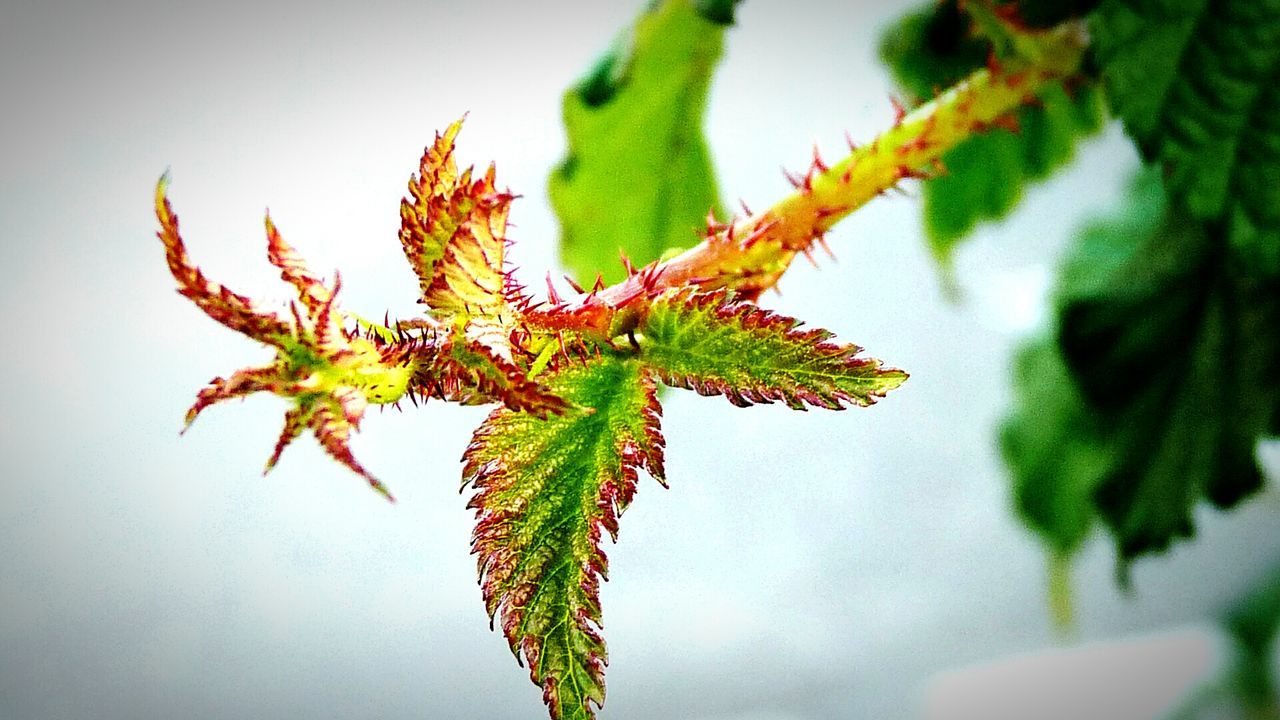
[2,1,1277,718]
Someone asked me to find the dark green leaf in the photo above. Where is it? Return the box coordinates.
[1092,0,1280,266]
[549,0,729,285]
[879,0,1106,262]
[1224,562,1280,710]
[1054,173,1280,561]
[693,0,742,25]
[998,0,1104,29]
[879,0,990,102]
[1000,339,1112,558]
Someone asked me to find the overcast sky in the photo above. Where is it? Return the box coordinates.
[2,1,1277,719]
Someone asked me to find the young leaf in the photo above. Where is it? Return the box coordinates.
[463,357,664,720]
[427,334,569,418]
[1030,171,1280,562]
[1092,0,1280,264]
[397,121,567,418]
[157,178,415,499]
[879,0,1105,263]
[399,119,513,325]
[636,288,907,409]
[549,0,732,285]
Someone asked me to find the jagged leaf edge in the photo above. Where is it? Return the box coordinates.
[461,356,665,720]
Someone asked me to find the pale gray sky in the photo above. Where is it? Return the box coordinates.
[2,1,1277,719]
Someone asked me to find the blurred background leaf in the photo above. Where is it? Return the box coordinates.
[549,0,739,285]
[1169,561,1280,720]
[1005,167,1280,571]
[879,0,1106,268]
[1226,562,1280,716]
[1092,0,1280,279]
[1001,337,1110,563]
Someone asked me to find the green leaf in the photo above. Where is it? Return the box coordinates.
[463,356,664,720]
[1092,0,1280,266]
[549,0,731,285]
[879,1,1106,263]
[1224,562,1280,711]
[879,0,989,103]
[1054,173,1280,561]
[1000,339,1111,559]
[636,288,907,409]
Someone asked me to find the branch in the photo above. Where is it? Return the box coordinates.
[552,18,1089,337]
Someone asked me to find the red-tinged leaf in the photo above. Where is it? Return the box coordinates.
[463,357,664,720]
[183,365,282,430]
[156,175,292,346]
[159,177,416,498]
[266,214,331,315]
[636,287,907,409]
[399,119,514,323]
[419,334,569,418]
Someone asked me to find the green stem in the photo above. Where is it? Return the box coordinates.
[1049,550,1075,635]
[573,18,1090,336]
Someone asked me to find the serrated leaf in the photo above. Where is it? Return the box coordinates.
[636,288,906,409]
[399,119,514,324]
[1053,173,1280,561]
[395,121,574,419]
[1000,339,1111,559]
[158,178,413,499]
[423,334,568,418]
[463,357,664,720]
[549,0,732,285]
[1092,0,1280,265]
[879,0,1105,262]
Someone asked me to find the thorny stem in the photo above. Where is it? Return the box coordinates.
[561,18,1089,338]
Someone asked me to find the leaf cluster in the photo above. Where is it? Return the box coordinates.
[152,0,1280,716]
[158,109,904,720]
[876,0,1280,570]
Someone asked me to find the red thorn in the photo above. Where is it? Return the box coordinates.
[890,95,907,125]
[814,205,851,221]
[844,130,858,153]
[986,50,1003,76]
[742,217,779,249]
[800,246,818,268]
[811,145,829,173]
[545,272,562,304]
[620,251,636,277]
[817,235,836,262]
[563,274,586,295]
[782,167,804,189]
[704,208,725,238]
[739,198,753,216]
